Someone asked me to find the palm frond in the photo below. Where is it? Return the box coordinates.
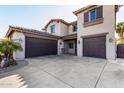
[0,38,23,57]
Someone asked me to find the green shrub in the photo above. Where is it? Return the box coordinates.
[0,38,23,65]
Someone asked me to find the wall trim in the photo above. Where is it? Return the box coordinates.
[80,32,109,38]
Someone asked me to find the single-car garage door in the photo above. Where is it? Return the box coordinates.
[83,36,106,58]
[25,37,57,58]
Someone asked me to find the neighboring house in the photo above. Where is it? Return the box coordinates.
[5,5,120,60]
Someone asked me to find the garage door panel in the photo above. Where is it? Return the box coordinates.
[25,37,57,58]
[83,36,106,58]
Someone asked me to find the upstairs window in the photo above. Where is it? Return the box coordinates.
[50,25,56,33]
[89,9,96,22]
[84,6,103,23]
[73,25,77,32]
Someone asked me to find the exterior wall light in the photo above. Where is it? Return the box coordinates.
[60,42,62,45]
[109,38,114,43]
[19,38,23,43]
[78,40,80,44]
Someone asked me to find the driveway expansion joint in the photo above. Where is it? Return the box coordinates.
[94,61,107,88]
[38,67,75,88]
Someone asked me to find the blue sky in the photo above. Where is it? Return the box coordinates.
[0,5,124,38]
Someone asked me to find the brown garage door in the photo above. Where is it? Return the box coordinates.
[83,36,106,58]
[25,37,57,58]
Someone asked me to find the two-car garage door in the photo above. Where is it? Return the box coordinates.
[25,37,57,58]
[83,36,106,58]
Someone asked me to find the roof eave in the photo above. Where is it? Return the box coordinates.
[5,26,61,39]
[44,19,69,29]
[73,5,95,16]
[5,25,13,37]
[115,5,123,12]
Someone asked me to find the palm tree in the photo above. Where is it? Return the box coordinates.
[116,22,124,37]
[117,37,124,44]
[0,38,23,64]
[116,22,124,44]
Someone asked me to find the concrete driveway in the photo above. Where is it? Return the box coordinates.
[0,55,124,88]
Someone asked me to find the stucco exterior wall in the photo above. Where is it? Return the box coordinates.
[46,21,68,36]
[11,32,25,60]
[77,5,116,60]
[57,39,64,55]
[46,21,60,36]
[59,22,68,36]
[68,25,77,35]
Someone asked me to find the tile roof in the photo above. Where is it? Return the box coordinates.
[6,25,61,39]
[43,19,70,30]
[73,5,96,15]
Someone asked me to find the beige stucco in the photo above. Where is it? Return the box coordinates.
[57,39,64,55]
[77,5,116,60]
[46,21,77,55]
[46,21,68,36]
[59,22,68,36]
[64,40,76,54]
[11,31,25,60]
[46,21,59,35]
[68,25,77,35]
[45,21,77,36]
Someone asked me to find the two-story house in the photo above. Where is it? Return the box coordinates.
[5,5,119,60]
